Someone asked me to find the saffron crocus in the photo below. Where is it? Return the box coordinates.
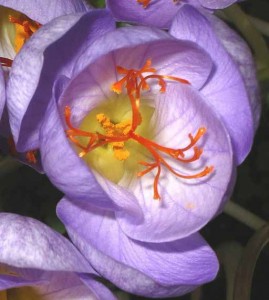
[0,213,116,300]
[5,6,257,298]
[106,0,238,28]
[7,7,256,240]
[0,0,90,69]
[0,0,91,165]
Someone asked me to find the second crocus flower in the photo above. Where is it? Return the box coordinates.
[0,213,116,299]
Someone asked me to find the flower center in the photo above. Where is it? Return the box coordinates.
[137,0,181,8]
[0,7,41,67]
[65,59,214,199]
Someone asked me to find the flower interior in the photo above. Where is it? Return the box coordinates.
[65,59,214,199]
[0,6,41,67]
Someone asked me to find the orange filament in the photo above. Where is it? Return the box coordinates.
[9,14,41,53]
[137,0,181,8]
[25,150,38,164]
[65,59,213,199]
[111,59,189,132]
[137,0,151,8]
[7,136,38,164]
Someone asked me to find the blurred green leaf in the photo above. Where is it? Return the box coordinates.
[89,0,105,8]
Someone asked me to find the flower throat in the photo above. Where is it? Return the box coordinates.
[65,59,214,199]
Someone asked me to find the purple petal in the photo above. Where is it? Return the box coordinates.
[0,273,45,290]
[114,83,233,242]
[57,198,219,298]
[199,0,237,9]
[0,0,90,24]
[72,25,171,76]
[170,5,254,164]
[0,270,115,299]
[7,10,115,152]
[207,14,260,131]
[79,274,117,300]
[36,272,115,300]
[0,213,93,273]
[107,0,183,28]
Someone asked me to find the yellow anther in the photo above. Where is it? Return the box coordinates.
[96,113,132,161]
[114,148,130,161]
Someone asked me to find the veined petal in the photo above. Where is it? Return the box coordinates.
[7,10,115,152]
[207,13,260,131]
[115,83,233,242]
[0,0,90,24]
[0,213,92,273]
[106,0,237,29]
[0,270,115,299]
[34,272,116,300]
[0,273,45,290]
[57,198,219,298]
[106,0,184,29]
[170,5,254,164]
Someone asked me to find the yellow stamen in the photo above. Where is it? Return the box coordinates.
[96,113,131,161]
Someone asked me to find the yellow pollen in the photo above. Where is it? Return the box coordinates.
[96,113,132,161]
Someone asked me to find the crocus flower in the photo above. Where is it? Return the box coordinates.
[5,6,257,298]
[0,0,90,69]
[7,4,257,240]
[0,213,116,300]
[106,0,238,28]
[0,0,91,165]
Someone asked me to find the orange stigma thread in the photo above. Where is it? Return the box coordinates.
[0,14,41,68]
[25,150,38,164]
[137,0,151,8]
[7,136,38,164]
[9,14,41,53]
[65,59,213,199]
[137,0,181,8]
